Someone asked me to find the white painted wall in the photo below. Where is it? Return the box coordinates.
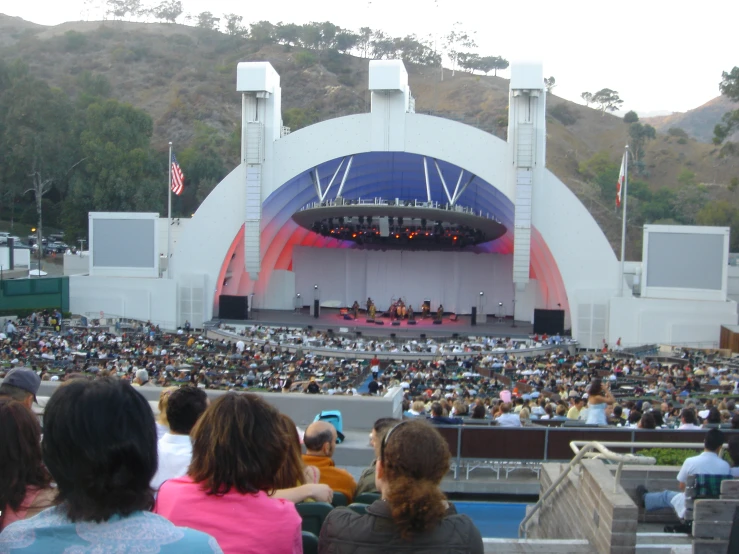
[293,246,515,315]
[157,217,190,259]
[0,247,31,269]
[609,295,737,348]
[63,253,89,276]
[69,276,178,329]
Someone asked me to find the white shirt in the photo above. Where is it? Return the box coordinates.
[150,433,193,491]
[495,413,523,428]
[678,423,702,430]
[670,451,731,518]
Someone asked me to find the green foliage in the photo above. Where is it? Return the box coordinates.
[729,177,739,192]
[63,31,88,52]
[544,76,556,93]
[283,107,320,131]
[548,103,578,126]
[677,169,697,187]
[623,110,639,123]
[592,88,623,114]
[696,200,739,250]
[578,151,616,180]
[295,51,317,68]
[668,127,688,138]
[638,448,700,466]
[628,122,657,170]
[714,67,739,152]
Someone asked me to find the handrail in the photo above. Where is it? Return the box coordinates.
[518,441,656,539]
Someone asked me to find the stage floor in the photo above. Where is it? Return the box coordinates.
[216,308,533,339]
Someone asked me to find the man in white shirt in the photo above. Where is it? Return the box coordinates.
[678,408,702,430]
[638,429,730,516]
[495,402,522,428]
[150,386,209,490]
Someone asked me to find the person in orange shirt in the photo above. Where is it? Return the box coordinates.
[301,421,356,502]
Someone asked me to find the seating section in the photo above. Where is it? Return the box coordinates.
[331,492,349,507]
[295,502,334,536]
[691,478,739,553]
[301,531,319,554]
[354,492,381,505]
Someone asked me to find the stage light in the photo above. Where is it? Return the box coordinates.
[297,293,301,298]
[498,302,503,307]
[314,284,318,289]
[480,291,484,296]
[352,233,357,238]
[395,234,400,239]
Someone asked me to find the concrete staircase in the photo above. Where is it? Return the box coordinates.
[482,538,591,553]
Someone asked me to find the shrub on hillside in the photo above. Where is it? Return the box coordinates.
[668,127,688,138]
[295,51,317,68]
[64,31,88,52]
[548,103,578,126]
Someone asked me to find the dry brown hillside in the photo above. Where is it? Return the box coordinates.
[645,96,739,143]
[2,14,738,258]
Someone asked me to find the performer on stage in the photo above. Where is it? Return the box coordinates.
[368,301,376,320]
[436,304,444,321]
[421,303,430,319]
[366,297,372,312]
[352,300,360,320]
[407,305,414,321]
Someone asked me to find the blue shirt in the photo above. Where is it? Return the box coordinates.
[0,506,222,553]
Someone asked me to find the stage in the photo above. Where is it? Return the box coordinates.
[215,308,534,339]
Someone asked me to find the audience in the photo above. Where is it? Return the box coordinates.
[319,420,483,552]
[0,398,55,530]
[495,402,522,427]
[155,386,177,439]
[355,417,400,497]
[0,378,220,551]
[155,393,302,553]
[272,414,333,503]
[302,420,358,502]
[151,386,209,490]
[0,368,41,412]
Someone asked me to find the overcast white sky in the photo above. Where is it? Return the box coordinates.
[3,0,738,114]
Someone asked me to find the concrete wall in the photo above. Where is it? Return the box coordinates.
[64,253,89,276]
[531,460,638,554]
[609,295,738,348]
[69,276,177,329]
[34,382,403,430]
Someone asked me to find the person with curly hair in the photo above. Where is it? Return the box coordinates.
[318,419,483,553]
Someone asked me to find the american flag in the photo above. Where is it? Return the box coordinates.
[171,153,185,196]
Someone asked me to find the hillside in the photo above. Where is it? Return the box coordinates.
[644,95,739,143]
[1,15,738,259]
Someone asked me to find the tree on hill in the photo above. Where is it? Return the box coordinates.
[275,23,301,47]
[357,27,372,58]
[581,92,593,107]
[623,110,639,123]
[196,12,220,31]
[152,0,182,23]
[223,14,246,37]
[592,88,623,115]
[714,66,739,155]
[250,21,276,46]
[544,76,556,93]
[444,22,477,76]
[628,122,656,170]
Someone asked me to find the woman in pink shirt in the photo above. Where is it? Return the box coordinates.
[155,393,302,554]
[0,398,56,530]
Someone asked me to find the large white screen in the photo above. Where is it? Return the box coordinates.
[92,219,156,268]
[646,232,723,290]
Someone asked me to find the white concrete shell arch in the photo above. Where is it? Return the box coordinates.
[170,61,620,348]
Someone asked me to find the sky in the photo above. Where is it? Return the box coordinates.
[3,0,738,114]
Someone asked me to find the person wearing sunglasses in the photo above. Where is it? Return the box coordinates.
[318,419,483,553]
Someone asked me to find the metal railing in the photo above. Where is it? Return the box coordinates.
[518,441,656,538]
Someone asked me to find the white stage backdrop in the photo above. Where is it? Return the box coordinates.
[293,246,514,315]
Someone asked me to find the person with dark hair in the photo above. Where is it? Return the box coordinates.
[494,402,521,427]
[678,408,701,430]
[355,417,400,496]
[728,435,739,478]
[155,393,301,553]
[0,378,220,552]
[585,379,614,425]
[302,420,357,502]
[429,401,463,425]
[0,398,55,530]
[272,413,332,503]
[0,368,41,412]
[703,407,722,427]
[151,386,209,490]
[319,420,483,553]
[609,405,627,426]
[470,403,487,419]
[637,429,731,518]
[638,413,657,429]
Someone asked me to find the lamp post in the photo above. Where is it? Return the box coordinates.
[31,227,41,274]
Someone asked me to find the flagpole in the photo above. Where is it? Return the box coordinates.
[167,141,172,279]
[619,145,629,296]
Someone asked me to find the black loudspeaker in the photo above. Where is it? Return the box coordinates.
[314,300,320,319]
[375,320,385,325]
[471,306,477,326]
[391,321,400,326]
[408,320,416,325]
[433,320,442,325]
[219,295,248,320]
[533,309,565,334]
